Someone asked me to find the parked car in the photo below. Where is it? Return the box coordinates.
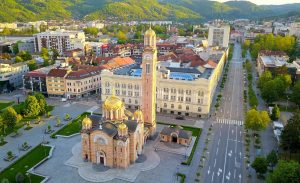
[176,115,185,120]
[61,98,67,102]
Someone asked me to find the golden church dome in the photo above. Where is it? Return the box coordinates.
[103,95,124,110]
[82,116,92,127]
[133,109,143,121]
[145,27,156,37]
[118,122,127,130]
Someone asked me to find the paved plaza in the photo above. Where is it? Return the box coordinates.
[66,142,160,182]
[0,94,206,183]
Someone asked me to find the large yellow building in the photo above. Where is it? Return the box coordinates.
[81,27,157,168]
[101,44,228,118]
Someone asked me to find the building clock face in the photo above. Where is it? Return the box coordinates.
[143,54,152,60]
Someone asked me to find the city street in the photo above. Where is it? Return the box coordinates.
[202,43,245,183]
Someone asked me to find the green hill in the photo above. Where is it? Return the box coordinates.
[0,0,300,22]
[85,0,200,21]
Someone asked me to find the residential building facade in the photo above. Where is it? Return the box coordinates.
[65,66,102,99]
[34,30,86,54]
[208,24,230,48]
[0,62,29,90]
[46,68,69,97]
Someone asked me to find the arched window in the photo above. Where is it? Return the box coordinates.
[164,103,167,107]
[171,104,174,109]
[178,105,182,110]
[105,82,110,87]
[94,135,108,145]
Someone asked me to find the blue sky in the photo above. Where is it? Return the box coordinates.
[216,0,300,5]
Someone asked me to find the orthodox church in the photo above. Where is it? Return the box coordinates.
[81,27,157,169]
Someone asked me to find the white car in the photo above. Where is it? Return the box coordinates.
[61,98,67,102]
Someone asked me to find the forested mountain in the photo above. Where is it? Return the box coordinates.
[0,0,300,22]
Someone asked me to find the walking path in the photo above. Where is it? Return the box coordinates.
[0,102,92,171]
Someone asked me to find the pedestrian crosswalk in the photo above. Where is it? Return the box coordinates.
[216,118,244,125]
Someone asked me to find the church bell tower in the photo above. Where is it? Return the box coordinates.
[141,26,157,135]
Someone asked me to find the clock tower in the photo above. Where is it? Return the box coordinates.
[141,27,157,136]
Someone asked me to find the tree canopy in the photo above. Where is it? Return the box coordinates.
[266,150,278,170]
[271,105,280,121]
[35,93,47,115]
[83,27,99,37]
[1,107,19,130]
[245,109,270,131]
[292,80,300,106]
[257,71,272,89]
[27,60,38,71]
[280,113,300,153]
[250,34,296,59]
[267,160,300,183]
[251,156,268,176]
[24,96,41,117]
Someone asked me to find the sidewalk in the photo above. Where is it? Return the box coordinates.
[0,103,92,171]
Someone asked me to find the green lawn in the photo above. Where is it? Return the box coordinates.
[0,144,51,183]
[176,173,186,183]
[0,121,26,137]
[157,122,202,165]
[51,112,90,138]
[0,101,14,110]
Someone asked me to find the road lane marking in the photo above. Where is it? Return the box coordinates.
[222,123,231,183]
[211,172,215,182]
[234,169,236,179]
[216,147,219,154]
[208,166,211,175]
[214,159,217,167]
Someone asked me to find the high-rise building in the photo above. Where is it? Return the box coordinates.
[34,30,85,54]
[208,24,230,48]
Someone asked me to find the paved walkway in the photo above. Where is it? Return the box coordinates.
[66,142,160,182]
[0,102,92,171]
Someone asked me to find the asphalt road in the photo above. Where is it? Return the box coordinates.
[202,42,245,183]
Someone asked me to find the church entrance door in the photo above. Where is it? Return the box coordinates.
[172,134,177,143]
[96,151,106,165]
[100,156,104,164]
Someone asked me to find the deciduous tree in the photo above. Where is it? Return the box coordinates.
[35,93,47,115]
[271,105,280,121]
[280,113,300,153]
[24,96,40,117]
[257,71,272,89]
[292,80,300,106]
[266,150,278,170]
[245,109,270,131]
[1,107,19,130]
[267,160,300,183]
[251,156,268,176]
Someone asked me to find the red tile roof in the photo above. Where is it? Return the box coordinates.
[207,60,218,68]
[66,65,103,79]
[24,71,47,78]
[99,57,135,70]
[47,69,68,77]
